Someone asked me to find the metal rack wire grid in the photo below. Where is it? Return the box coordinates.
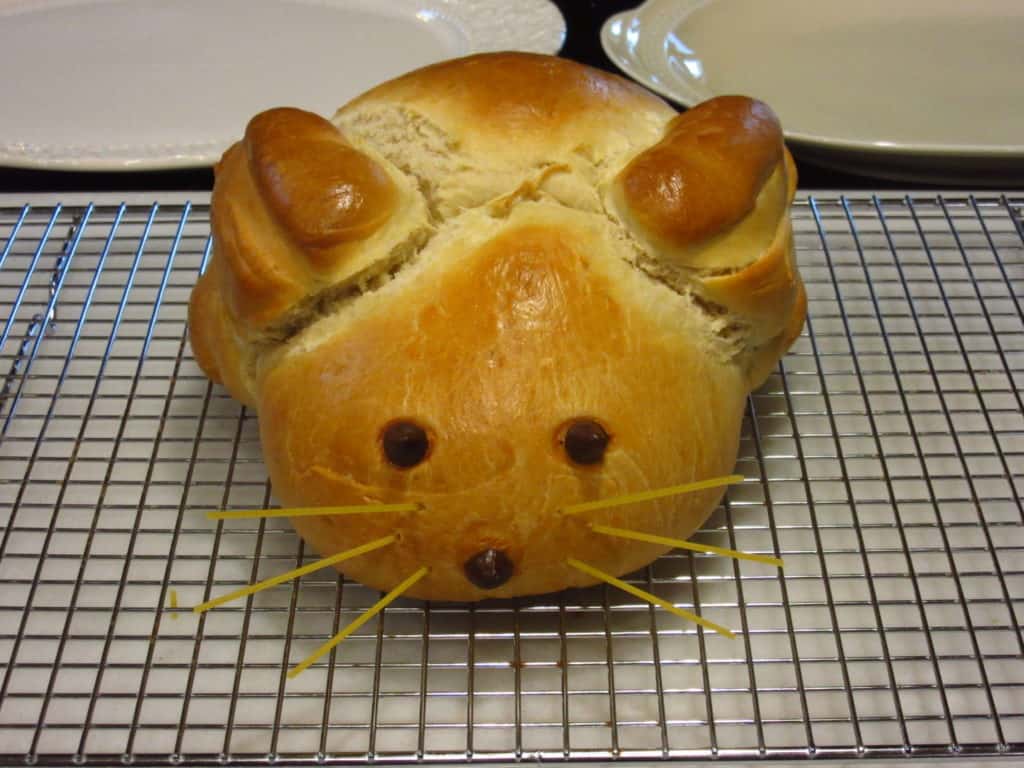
[0,192,1022,766]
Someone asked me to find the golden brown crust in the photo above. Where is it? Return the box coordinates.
[187,259,258,407]
[188,52,805,601]
[187,269,223,386]
[614,96,784,247]
[259,217,746,600]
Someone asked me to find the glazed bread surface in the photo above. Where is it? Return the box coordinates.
[188,52,805,601]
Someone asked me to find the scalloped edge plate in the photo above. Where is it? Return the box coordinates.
[0,0,565,171]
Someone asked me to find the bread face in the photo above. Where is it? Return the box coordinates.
[188,52,805,601]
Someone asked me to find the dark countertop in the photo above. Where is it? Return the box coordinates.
[0,0,1009,194]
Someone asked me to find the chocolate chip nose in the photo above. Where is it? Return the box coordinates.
[463,548,514,590]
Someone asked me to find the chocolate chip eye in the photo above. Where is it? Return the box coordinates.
[381,420,430,468]
[563,419,610,465]
[464,548,514,589]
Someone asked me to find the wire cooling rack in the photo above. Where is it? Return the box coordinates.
[0,192,1022,766]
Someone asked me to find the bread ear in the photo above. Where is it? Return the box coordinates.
[189,107,421,405]
[609,97,804,391]
[613,96,783,248]
[246,108,398,251]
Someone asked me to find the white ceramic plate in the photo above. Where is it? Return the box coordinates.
[0,0,565,171]
[602,0,1024,184]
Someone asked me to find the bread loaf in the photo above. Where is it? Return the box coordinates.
[188,52,805,601]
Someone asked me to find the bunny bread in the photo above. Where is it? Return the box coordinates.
[188,52,805,602]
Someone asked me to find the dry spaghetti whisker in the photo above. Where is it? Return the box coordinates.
[566,557,735,639]
[559,474,743,516]
[193,535,397,614]
[206,502,421,521]
[289,565,429,679]
[590,524,784,568]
